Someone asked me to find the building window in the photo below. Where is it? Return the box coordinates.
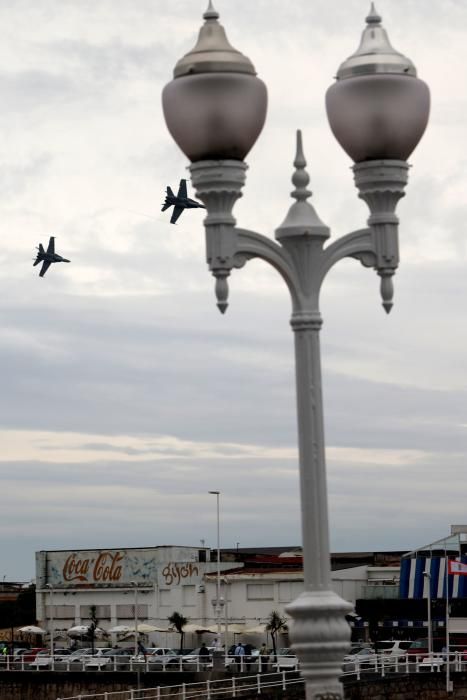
[278,582,303,603]
[159,590,171,607]
[116,604,148,619]
[183,585,196,606]
[79,605,111,620]
[246,584,274,600]
[46,605,75,619]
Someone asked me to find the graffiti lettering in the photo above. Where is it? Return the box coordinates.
[162,562,199,586]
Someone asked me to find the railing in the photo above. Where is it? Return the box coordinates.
[56,671,304,700]
[0,654,275,673]
[52,652,467,700]
[5,651,467,676]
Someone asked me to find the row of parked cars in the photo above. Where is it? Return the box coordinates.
[342,639,454,673]
[4,645,300,672]
[10,639,457,674]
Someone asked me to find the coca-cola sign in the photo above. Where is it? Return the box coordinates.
[63,551,124,583]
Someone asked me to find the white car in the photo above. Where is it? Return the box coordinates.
[378,640,412,660]
[419,655,445,671]
[182,647,216,670]
[29,649,72,669]
[272,648,299,672]
[342,647,376,672]
[132,648,181,670]
[85,648,134,670]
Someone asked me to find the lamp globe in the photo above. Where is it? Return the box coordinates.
[162,2,267,162]
[325,3,430,162]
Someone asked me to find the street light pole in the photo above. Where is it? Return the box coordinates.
[131,581,138,657]
[162,5,429,699]
[208,490,222,646]
[45,583,54,657]
[423,571,433,658]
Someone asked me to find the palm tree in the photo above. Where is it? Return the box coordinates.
[168,611,188,654]
[266,610,287,661]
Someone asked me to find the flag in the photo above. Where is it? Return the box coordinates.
[448,559,467,576]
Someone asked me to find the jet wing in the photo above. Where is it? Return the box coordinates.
[46,236,55,254]
[177,179,187,199]
[170,206,184,225]
[39,261,51,277]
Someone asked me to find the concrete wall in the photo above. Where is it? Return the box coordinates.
[4,672,467,700]
[344,673,467,699]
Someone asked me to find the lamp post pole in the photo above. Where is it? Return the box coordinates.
[162,4,429,698]
[208,490,222,646]
[131,581,138,657]
[45,583,54,657]
[423,571,433,658]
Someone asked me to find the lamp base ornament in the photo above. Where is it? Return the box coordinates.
[287,589,352,700]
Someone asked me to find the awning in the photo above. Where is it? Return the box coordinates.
[243,624,267,634]
[180,624,213,634]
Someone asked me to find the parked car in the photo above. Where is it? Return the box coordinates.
[182,647,216,670]
[29,649,72,669]
[342,647,376,672]
[131,648,180,669]
[406,638,445,661]
[66,648,108,668]
[85,647,133,670]
[272,648,299,672]
[12,647,30,656]
[418,655,445,671]
[378,640,412,666]
[377,639,412,661]
[13,648,46,667]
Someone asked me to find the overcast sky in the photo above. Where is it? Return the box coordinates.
[2,0,467,581]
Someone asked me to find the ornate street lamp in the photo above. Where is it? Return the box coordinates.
[162,4,429,699]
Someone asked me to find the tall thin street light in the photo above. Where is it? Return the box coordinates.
[45,583,54,657]
[131,581,139,657]
[208,490,221,645]
[423,571,432,658]
[163,4,430,698]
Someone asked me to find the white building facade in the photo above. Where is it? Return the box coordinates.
[36,546,399,649]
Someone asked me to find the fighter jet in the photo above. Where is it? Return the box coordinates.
[161,178,205,224]
[33,236,70,277]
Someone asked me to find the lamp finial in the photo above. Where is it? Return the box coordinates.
[204,1,219,21]
[366,3,382,25]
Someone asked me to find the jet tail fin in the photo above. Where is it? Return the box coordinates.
[33,243,44,266]
[161,202,171,212]
[166,186,175,197]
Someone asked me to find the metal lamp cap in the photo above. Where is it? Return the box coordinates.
[173,1,256,78]
[336,3,417,80]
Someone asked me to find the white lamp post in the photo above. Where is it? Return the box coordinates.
[208,490,222,647]
[131,581,139,657]
[45,583,54,657]
[423,571,433,658]
[162,4,429,699]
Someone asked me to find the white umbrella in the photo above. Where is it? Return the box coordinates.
[67,625,107,638]
[18,625,47,635]
[108,625,132,634]
[244,624,267,634]
[180,623,212,633]
[137,623,169,633]
[227,624,246,634]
